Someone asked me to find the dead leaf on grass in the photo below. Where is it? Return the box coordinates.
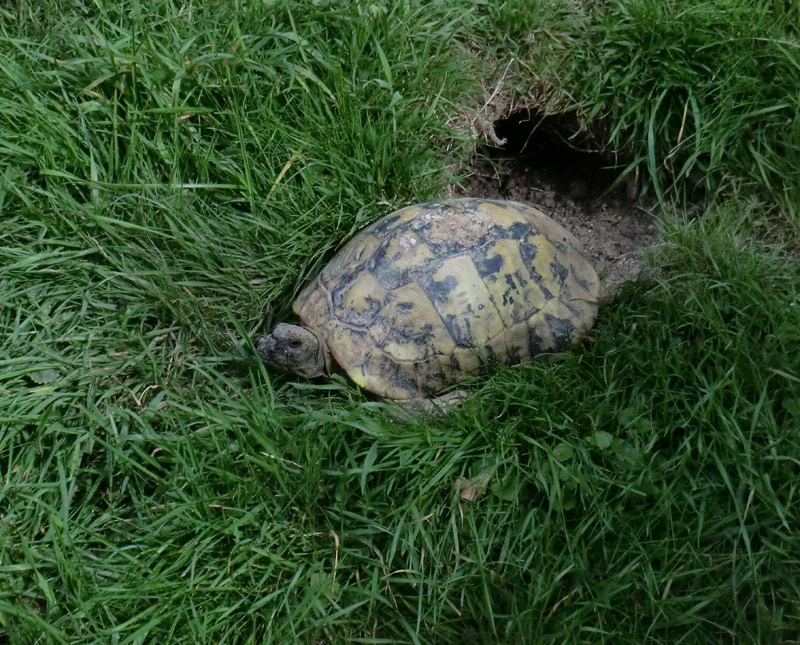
[456,473,491,502]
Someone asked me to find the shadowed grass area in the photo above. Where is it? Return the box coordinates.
[2,0,800,643]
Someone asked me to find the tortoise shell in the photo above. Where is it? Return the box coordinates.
[294,198,600,400]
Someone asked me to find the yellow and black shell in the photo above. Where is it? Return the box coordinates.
[294,198,600,400]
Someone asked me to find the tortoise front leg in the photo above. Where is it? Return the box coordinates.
[387,390,468,418]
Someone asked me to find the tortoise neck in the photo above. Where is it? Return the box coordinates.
[301,325,330,378]
[317,336,332,377]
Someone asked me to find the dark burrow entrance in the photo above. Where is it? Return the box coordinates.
[492,109,629,199]
[455,108,658,303]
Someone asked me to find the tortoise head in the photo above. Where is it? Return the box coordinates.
[257,323,329,378]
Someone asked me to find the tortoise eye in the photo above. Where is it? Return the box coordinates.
[289,340,302,349]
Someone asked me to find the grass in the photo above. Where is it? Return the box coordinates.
[1,0,800,642]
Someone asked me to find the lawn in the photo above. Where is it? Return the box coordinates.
[2,0,800,642]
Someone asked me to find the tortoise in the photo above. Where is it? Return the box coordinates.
[258,198,600,411]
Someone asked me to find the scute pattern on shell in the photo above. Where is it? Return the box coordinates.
[294,199,600,400]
